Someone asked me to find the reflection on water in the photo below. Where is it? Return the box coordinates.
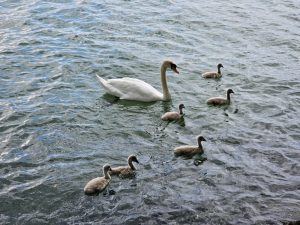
[0,0,300,224]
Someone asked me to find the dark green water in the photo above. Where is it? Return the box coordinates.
[0,0,299,224]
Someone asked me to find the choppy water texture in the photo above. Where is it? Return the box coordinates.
[0,0,300,224]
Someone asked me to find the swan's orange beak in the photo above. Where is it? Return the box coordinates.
[172,68,179,74]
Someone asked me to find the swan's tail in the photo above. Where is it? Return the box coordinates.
[95,74,122,98]
[96,74,107,86]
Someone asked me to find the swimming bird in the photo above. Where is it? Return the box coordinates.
[110,155,139,178]
[96,60,179,102]
[174,136,206,158]
[206,89,234,105]
[84,164,112,196]
[202,63,223,79]
[161,103,185,121]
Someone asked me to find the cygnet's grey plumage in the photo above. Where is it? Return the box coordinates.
[84,164,112,196]
[206,89,234,105]
[202,63,223,79]
[161,104,185,121]
[110,155,139,178]
[174,136,206,157]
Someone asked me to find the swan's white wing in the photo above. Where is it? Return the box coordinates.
[96,75,123,97]
[110,78,163,101]
[96,75,163,102]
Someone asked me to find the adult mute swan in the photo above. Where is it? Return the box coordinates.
[84,164,112,196]
[202,63,223,79]
[96,60,179,102]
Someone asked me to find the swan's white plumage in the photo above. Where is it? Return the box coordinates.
[96,75,163,102]
[96,60,178,102]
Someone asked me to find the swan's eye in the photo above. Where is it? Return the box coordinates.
[170,63,179,74]
[170,63,176,70]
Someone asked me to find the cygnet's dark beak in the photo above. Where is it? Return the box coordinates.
[202,138,207,141]
[135,159,140,164]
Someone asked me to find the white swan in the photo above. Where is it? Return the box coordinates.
[96,60,179,102]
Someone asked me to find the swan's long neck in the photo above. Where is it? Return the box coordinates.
[217,66,221,74]
[128,158,136,170]
[161,63,171,101]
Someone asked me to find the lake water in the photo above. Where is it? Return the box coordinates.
[0,0,299,224]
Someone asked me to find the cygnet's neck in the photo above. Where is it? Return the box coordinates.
[128,158,136,170]
[217,66,222,74]
[227,91,231,102]
[197,140,203,149]
[104,169,111,179]
[179,107,184,115]
[161,61,171,101]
